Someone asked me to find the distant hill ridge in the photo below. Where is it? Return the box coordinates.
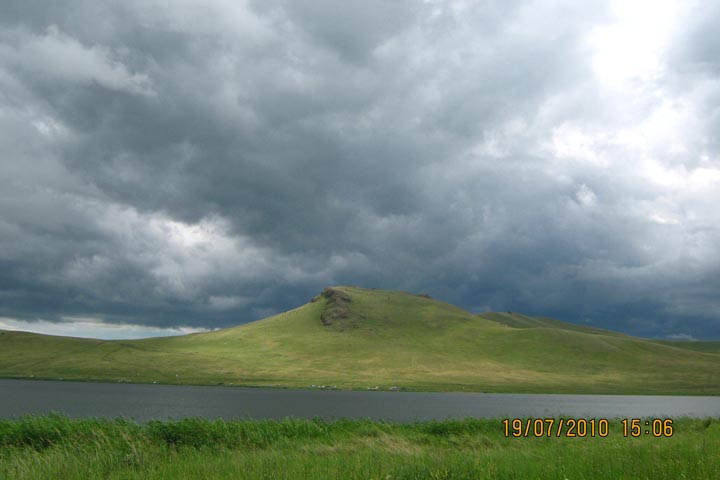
[0,286,718,394]
[477,311,628,337]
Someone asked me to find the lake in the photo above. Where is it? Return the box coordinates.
[1,379,718,422]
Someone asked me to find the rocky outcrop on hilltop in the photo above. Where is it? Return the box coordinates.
[319,287,351,326]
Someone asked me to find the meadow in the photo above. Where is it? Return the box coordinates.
[0,415,718,479]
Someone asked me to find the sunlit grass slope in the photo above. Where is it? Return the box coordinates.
[1,286,718,394]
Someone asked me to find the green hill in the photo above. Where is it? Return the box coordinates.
[1,286,718,394]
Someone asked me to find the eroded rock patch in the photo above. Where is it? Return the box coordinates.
[319,287,351,326]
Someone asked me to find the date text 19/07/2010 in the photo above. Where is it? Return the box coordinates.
[502,418,674,437]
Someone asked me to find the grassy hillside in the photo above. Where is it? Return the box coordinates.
[1,286,718,394]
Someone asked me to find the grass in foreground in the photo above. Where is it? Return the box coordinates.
[0,415,718,479]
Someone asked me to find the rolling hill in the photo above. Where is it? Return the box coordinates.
[1,286,718,394]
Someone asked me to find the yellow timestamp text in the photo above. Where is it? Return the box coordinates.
[502,418,674,437]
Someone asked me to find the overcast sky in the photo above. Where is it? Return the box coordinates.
[1,0,719,340]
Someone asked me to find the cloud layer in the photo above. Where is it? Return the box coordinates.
[1,0,719,338]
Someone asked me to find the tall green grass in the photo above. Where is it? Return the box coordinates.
[1,415,718,479]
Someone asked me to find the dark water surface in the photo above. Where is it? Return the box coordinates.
[1,379,718,422]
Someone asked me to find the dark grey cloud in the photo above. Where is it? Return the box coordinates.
[1,0,719,339]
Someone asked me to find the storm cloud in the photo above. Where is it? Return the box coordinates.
[1,0,719,339]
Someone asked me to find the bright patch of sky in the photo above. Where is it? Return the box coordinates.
[0,317,210,340]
